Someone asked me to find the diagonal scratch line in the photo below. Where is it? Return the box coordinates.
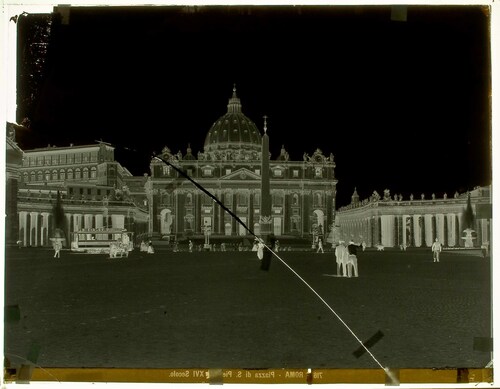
[141,151,397,383]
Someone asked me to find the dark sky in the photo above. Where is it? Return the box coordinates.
[17,5,491,207]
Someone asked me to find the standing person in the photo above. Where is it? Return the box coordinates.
[334,241,345,276]
[53,240,61,258]
[431,238,442,262]
[347,240,362,277]
[260,234,277,271]
[188,240,193,253]
[316,238,324,254]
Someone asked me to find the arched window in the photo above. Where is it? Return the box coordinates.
[90,167,97,179]
[23,172,29,182]
[30,172,36,181]
[83,167,89,179]
[60,169,66,180]
[75,168,81,179]
[37,171,43,181]
[52,170,58,180]
[253,193,260,206]
[44,170,50,181]
[67,169,74,180]
[292,194,299,206]
[313,193,322,207]
[186,193,192,206]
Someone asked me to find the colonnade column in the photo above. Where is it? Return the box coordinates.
[40,212,50,246]
[19,211,28,246]
[446,213,456,247]
[30,212,39,247]
[411,215,421,247]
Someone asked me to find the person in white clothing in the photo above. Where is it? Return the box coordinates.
[316,238,324,254]
[431,238,442,262]
[334,241,348,276]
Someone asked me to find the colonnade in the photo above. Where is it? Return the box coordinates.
[338,213,490,248]
[18,211,126,247]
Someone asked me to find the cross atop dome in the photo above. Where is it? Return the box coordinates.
[227,84,242,113]
[263,115,268,133]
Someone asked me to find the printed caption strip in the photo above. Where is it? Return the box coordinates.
[6,367,491,385]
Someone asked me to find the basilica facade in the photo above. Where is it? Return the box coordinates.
[146,88,338,243]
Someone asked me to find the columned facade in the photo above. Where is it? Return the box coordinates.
[336,186,491,249]
[148,88,337,243]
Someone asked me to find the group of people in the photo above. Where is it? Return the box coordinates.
[140,240,155,254]
[334,240,362,277]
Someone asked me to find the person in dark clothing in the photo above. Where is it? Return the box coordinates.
[347,240,362,277]
[260,234,277,271]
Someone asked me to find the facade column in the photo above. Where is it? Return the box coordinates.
[480,219,489,245]
[95,214,104,229]
[73,214,82,234]
[436,214,445,244]
[413,215,421,247]
[366,217,372,247]
[457,214,463,247]
[424,214,432,247]
[111,214,125,229]
[447,213,456,247]
[41,212,50,246]
[19,211,28,247]
[30,212,39,247]
[380,215,395,247]
[84,214,93,230]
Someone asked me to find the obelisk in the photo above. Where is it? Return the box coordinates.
[260,116,275,271]
[259,115,272,236]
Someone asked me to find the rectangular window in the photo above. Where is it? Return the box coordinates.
[163,166,170,176]
[293,170,299,178]
[255,169,260,175]
[60,154,67,164]
[238,193,248,206]
[75,154,82,163]
[225,169,232,175]
[187,169,193,176]
[274,170,282,177]
[203,169,212,177]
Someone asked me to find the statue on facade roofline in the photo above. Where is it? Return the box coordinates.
[370,190,380,202]
[383,189,391,201]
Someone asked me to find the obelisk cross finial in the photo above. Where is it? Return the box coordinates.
[263,115,268,133]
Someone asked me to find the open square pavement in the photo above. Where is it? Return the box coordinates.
[4,247,492,371]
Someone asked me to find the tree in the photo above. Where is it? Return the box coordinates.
[462,192,475,230]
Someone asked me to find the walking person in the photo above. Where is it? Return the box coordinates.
[431,238,442,262]
[316,238,324,254]
[347,240,362,277]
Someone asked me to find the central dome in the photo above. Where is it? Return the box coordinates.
[204,87,262,153]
